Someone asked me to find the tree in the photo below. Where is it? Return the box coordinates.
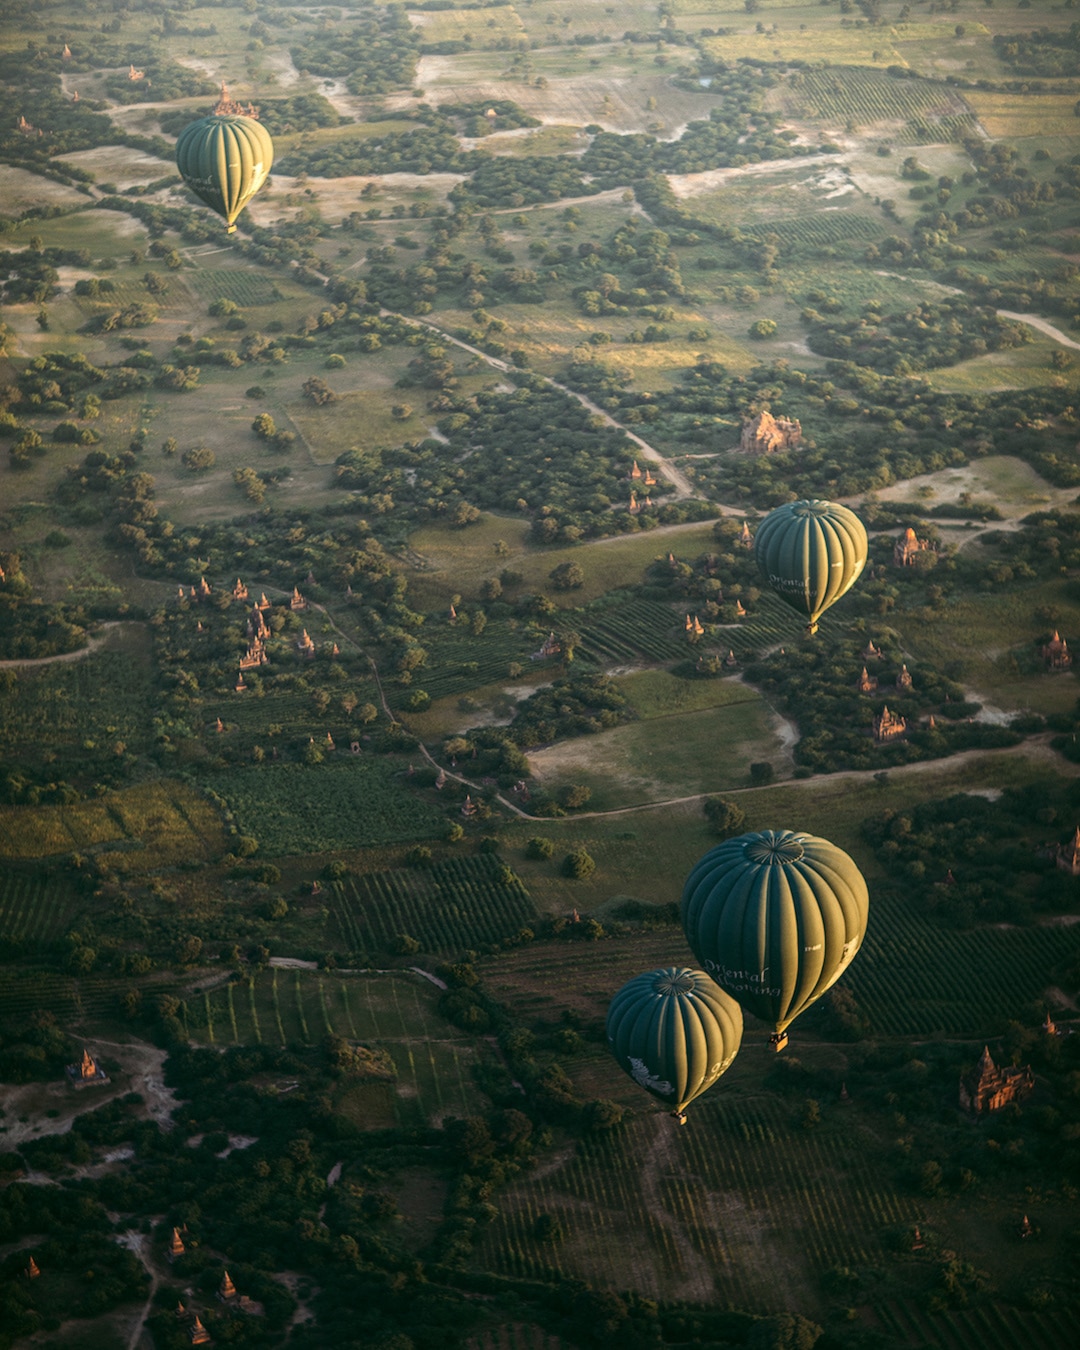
[562,848,596,879]
[252,412,277,441]
[704,796,746,837]
[749,761,774,786]
[558,784,591,810]
[302,376,338,405]
[526,837,555,860]
[749,319,778,340]
[549,560,585,591]
[181,446,216,472]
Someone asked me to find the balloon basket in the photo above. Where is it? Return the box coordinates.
[671,1110,688,1126]
[225,224,237,234]
[804,622,819,638]
[768,1032,789,1053]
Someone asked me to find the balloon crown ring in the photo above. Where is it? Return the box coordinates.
[744,836,806,865]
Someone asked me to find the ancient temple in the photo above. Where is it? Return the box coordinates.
[630,460,642,480]
[1055,826,1080,876]
[739,411,802,455]
[893,527,932,567]
[169,1227,185,1260]
[1040,631,1072,671]
[861,639,882,661]
[296,630,315,659]
[189,1315,211,1345]
[232,578,248,602]
[738,521,753,548]
[219,1271,237,1302]
[26,1257,40,1279]
[239,637,267,671]
[856,666,878,694]
[872,706,907,742]
[895,664,913,691]
[290,587,307,611]
[67,1048,108,1086]
[461,795,478,818]
[958,1046,1034,1115]
[531,631,561,661]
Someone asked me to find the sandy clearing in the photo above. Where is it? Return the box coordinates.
[667,153,845,198]
[246,170,466,226]
[0,165,87,214]
[60,147,175,189]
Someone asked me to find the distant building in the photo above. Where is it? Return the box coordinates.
[739,411,802,455]
[738,521,753,549]
[959,1046,1033,1115]
[893,527,932,567]
[861,640,882,661]
[856,666,878,694]
[66,1048,108,1088]
[530,631,561,661]
[168,1228,185,1261]
[1040,631,1072,671]
[1056,826,1080,876]
[895,664,913,691]
[872,706,906,742]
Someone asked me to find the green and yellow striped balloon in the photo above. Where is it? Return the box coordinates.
[753,498,867,634]
[606,967,742,1122]
[682,830,869,1049]
[175,113,274,233]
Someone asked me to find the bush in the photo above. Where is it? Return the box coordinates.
[704,796,746,836]
[181,445,216,472]
[526,836,555,860]
[558,784,592,810]
[562,848,596,879]
[749,761,775,786]
[749,318,778,340]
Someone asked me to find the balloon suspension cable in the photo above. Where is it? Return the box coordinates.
[768,1031,789,1053]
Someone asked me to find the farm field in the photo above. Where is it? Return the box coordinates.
[527,696,785,811]
[204,759,447,856]
[331,854,538,955]
[185,968,488,1128]
[0,780,226,869]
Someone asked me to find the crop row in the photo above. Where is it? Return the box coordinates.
[0,873,78,948]
[184,970,483,1124]
[876,1298,1078,1350]
[909,113,980,143]
[0,970,136,1021]
[847,892,1080,1036]
[476,1098,914,1309]
[740,213,885,247]
[334,854,537,953]
[187,268,283,306]
[0,650,153,759]
[578,601,694,665]
[790,67,973,123]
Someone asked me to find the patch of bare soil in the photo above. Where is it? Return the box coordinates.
[0,1038,176,1150]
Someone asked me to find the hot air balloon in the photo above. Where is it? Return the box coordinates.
[682,829,869,1052]
[175,86,273,234]
[754,499,867,635]
[606,967,742,1123]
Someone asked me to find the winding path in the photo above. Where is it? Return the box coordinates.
[0,622,121,669]
[378,308,695,499]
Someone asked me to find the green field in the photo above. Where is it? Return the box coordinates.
[185,968,491,1127]
[332,853,538,954]
[204,759,447,856]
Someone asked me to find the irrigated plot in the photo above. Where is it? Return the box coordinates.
[185,969,491,1126]
[333,854,538,954]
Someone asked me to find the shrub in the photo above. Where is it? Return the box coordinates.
[562,848,596,879]
[526,836,555,860]
[181,445,216,472]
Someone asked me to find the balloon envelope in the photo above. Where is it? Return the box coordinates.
[176,114,274,231]
[754,499,867,634]
[606,966,742,1118]
[682,829,869,1041]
